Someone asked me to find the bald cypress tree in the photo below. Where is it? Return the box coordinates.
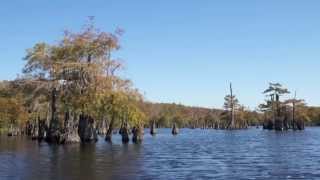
[22,20,145,144]
[262,83,290,131]
[285,91,306,130]
[223,83,245,129]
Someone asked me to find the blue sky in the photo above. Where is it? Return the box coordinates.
[1,0,320,109]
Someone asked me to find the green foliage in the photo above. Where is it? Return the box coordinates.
[3,20,146,132]
[0,82,28,132]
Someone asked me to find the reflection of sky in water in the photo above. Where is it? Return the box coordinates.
[1,128,320,179]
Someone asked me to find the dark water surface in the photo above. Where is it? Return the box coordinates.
[1,128,320,180]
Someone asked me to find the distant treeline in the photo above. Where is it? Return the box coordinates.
[2,79,320,134]
[141,102,261,129]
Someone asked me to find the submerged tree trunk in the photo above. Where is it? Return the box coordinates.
[150,120,157,136]
[25,121,32,136]
[46,88,61,143]
[263,120,273,130]
[78,114,97,143]
[214,122,219,129]
[38,118,47,142]
[172,123,179,135]
[296,120,305,130]
[120,122,130,143]
[105,113,115,142]
[274,117,284,131]
[7,124,19,136]
[132,126,144,143]
[60,111,80,143]
[119,120,124,135]
[98,119,107,135]
[31,122,39,140]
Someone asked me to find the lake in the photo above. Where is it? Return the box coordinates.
[1,128,320,180]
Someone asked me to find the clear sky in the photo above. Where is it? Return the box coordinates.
[1,0,320,109]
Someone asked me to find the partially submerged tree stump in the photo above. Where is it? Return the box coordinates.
[274,117,284,131]
[38,119,47,142]
[172,123,179,135]
[7,124,19,137]
[31,124,39,140]
[25,121,32,136]
[78,114,97,143]
[296,119,305,130]
[150,121,157,136]
[120,122,130,143]
[105,121,114,142]
[132,126,144,143]
[60,112,80,144]
[97,119,107,135]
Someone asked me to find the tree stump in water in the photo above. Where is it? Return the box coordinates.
[132,126,144,143]
[97,120,107,135]
[8,127,19,136]
[263,120,273,130]
[78,114,98,143]
[25,121,32,136]
[274,117,284,131]
[105,126,114,142]
[119,122,124,135]
[31,124,39,140]
[172,123,179,135]
[296,120,305,130]
[38,120,47,142]
[60,112,80,144]
[150,121,157,136]
[120,122,130,143]
[7,125,18,137]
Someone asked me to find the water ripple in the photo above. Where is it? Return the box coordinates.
[1,128,320,179]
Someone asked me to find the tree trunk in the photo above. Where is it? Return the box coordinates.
[274,94,284,131]
[38,118,46,142]
[7,124,18,136]
[25,121,32,136]
[271,95,275,130]
[105,114,115,142]
[229,83,235,129]
[297,119,305,130]
[60,111,80,143]
[31,121,39,140]
[292,102,296,130]
[78,114,97,143]
[98,119,107,135]
[132,126,144,143]
[172,123,179,135]
[46,88,61,143]
[150,120,157,136]
[120,122,130,143]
